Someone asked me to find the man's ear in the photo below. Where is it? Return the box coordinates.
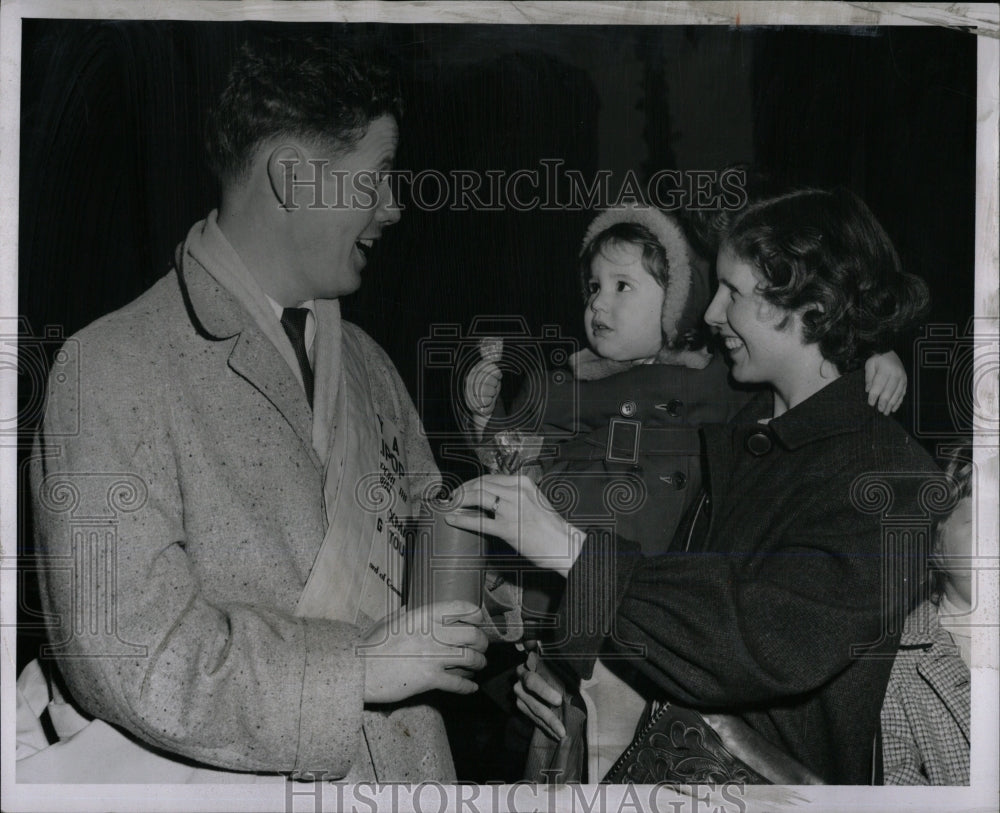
[266,144,303,210]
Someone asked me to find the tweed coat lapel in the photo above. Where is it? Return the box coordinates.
[918,651,971,741]
[179,254,320,463]
[904,603,972,742]
[227,328,318,458]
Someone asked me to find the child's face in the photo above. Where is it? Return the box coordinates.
[584,241,665,363]
[936,495,973,606]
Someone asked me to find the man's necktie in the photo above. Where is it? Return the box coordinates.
[280,307,314,407]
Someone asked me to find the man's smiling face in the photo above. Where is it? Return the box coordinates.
[282,114,400,302]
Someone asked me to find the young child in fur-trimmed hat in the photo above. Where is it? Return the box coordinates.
[463,202,909,782]
[465,202,907,557]
[463,201,909,782]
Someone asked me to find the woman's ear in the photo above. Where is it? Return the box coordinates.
[266,144,303,210]
[796,300,826,334]
[800,300,825,321]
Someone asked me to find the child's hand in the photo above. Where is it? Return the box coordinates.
[864,351,907,415]
[463,358,502,417]
[514,662,565,741]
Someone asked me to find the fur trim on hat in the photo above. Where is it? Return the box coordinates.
[580,203,693,343]
[568,347,713,381]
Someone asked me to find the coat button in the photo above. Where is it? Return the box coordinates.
[659,472,687,490]
[667,399,684,417]
[745,429,774,456]
[620,400,637,418]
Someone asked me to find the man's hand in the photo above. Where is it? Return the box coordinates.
[360,600,488,703]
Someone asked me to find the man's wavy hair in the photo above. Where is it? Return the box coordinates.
[722,187,930,373]
[204,36,403,186]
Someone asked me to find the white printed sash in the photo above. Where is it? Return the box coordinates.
[296,329,413,627]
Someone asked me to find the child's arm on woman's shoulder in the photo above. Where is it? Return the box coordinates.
[864,351,907,415]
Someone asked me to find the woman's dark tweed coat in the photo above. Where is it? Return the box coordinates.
[549,370,942,783]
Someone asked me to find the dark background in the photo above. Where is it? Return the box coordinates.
[16,20,978,781]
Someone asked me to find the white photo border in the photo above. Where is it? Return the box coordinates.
[2,2,997,812]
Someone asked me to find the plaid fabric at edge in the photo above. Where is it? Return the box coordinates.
[880,599,971,785]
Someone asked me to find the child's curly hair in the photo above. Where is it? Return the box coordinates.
[929,449,974,601]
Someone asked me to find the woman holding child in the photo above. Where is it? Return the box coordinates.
[449,187,941,784]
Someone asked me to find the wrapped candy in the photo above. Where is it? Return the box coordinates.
[478,336,504,363]
[488,429,545,481]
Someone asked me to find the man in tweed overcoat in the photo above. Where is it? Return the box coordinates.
[26,36,487,782]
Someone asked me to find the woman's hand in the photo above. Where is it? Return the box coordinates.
[864,351,907,415]
[360,600,488,703]
[445,474,585,577]
[514,662,566,741]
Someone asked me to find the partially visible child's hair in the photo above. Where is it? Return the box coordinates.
[722,187,930,373]
[678,164,780,260]
[578,206,709,353]
[929,450,974,601]
[580,222,668,293]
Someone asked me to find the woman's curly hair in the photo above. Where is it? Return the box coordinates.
[723,187,930,372]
